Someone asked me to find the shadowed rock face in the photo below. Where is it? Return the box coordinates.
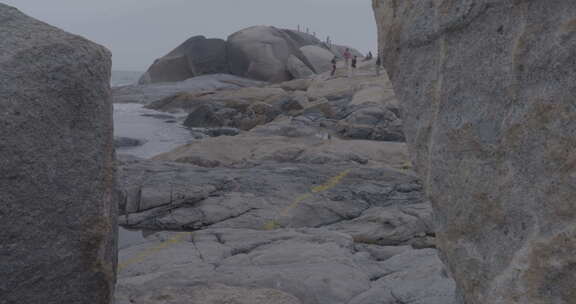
[139,36,228,84]
[0,4,116,304]
[373,0,576,303]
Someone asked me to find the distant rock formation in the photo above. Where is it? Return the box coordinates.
[0,4,116,304]
[374,0,576,303]
[139,25,364,84]
[139,36,228,84]
[227,26,320,82]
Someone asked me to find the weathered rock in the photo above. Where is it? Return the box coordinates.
[118,138,415,231]
[348,249,456,304]
[119,284,302,304]
[286,54,315,79]
[139,35,228,84]
[182,101,280,131]
[328,203,434,247]
[113,74,266,104]
[115,136,147,148]
[116,228,383,304]
[300,45,335,74]
[337,105,405,142]
[271,78,313,91]
[0,4,116,304]
[147,86,288,113]
[227,26,320,82]
[152,131,409,169]
[374,0,576,303]
[306,75,383,101]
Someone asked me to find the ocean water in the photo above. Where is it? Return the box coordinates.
[111,70,143,87]
[113,103,193,159]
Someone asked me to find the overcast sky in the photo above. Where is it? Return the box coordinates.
[4,0,378,71]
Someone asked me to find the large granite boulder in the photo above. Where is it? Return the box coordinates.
[227,26,320,82]
[0,4,116,304]
[300,45,335,74]
[139,35,228,84]
[374,0,576,303]
[286,55,315,79]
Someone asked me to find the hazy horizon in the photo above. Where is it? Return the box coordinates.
[4,0,378,71]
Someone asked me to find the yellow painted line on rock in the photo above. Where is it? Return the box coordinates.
[265,169,352,229]
[119,169,352,270]
[117,232,192,271]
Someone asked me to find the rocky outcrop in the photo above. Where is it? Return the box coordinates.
[114,137,147,148]
[139,36,228,84]
[135,26,366,84]
[119,284,302,304]
[227,26,320,82]
[113,74,266,104]
[0,4,116,304]
[116,228,452,304]
[374,0,576,303]
[300,45,335,74]
[286,55,315,79]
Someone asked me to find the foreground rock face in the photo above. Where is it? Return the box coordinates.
[139,36,228,84]
[374,1,576,303]
[0,4,116,304]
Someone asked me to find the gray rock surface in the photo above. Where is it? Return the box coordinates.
[348,249,456,304]
[118,283,302,304]
[113,74,266,104]
[227,26,320,82]
[115,136,147,148]
[117,153,420,232]
[116,228,453,304]
[286,54,315,79]
[139,36,228,84]
[0,4,116,304]
[374,0,576,303]
[300,45,335,74]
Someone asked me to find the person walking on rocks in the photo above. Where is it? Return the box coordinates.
[343,48,352,67]
[350,56,357,77]
[331,57,337,76]
[364,51,373,61]
[376,54,382,76]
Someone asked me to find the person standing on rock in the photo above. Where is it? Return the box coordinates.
[331,57,337,77]
[344,48,352,67]
[364,51,373,61]
[350,56,357,77]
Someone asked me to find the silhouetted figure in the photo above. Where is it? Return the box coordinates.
[364,51,373,61]
[350,56,357,77]
[376,55,382,76]
[331,57,337,76]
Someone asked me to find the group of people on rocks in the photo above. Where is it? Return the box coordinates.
[330,48,382,77]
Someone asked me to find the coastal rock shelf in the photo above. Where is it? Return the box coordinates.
[113,57,455,303]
